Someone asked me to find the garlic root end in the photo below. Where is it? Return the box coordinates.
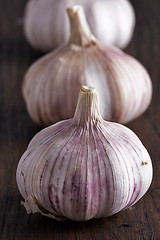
[22,196,66,221]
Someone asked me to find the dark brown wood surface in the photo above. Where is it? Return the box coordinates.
[0,0,160,239]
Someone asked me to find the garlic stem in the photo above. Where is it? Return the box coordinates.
[74,86,102,125]
[67,6,96,47]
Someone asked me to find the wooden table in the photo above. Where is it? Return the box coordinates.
[1,0,160,239]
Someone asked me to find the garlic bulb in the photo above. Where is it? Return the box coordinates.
[23,5,152,127]
[24,0,135,51]
[16,86,153,221]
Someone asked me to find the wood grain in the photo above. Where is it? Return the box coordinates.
[0,0,160,239]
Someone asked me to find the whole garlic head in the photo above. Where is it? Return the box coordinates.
[24,0,135,51]
[16,86,153,221]
[23,6,152,127]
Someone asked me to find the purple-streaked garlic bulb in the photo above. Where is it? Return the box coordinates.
[23,5,152,127]
[24,0,135,51]
[16,86,153,221]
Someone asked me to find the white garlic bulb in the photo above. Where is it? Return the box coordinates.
[24,0,135,51]
[16,86,153,221]
[23,6,152,127]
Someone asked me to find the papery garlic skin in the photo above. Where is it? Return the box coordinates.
[24,0,135,51]
[23,6,152,127]
[16,86,153,221]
